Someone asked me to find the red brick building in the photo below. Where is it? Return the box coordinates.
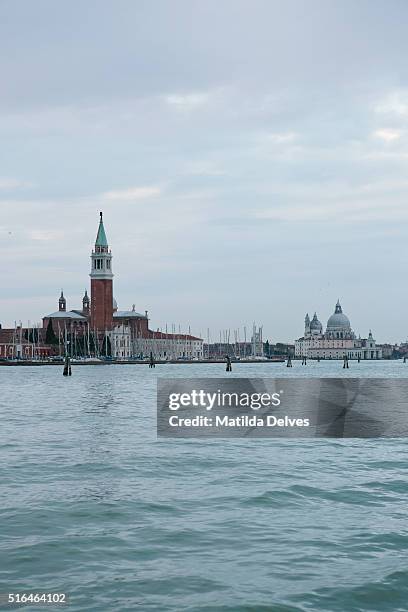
[0,326,53,359]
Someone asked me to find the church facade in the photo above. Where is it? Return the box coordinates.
[295,300,382,360]
[42,213,203,360]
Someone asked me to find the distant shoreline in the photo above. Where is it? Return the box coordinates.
[0,358,286,366]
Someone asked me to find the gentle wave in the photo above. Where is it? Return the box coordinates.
[1,363,408,611]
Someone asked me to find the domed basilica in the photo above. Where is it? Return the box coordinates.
[295,300,382,360]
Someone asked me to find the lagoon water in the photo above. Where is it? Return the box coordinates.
[1,361,408,611]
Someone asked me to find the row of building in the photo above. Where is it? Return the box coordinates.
[0,214,393,361]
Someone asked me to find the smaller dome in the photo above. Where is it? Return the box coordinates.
[310,312,322,333]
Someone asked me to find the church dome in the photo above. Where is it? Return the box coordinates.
[310,312,322,332]
[326,300,351,331]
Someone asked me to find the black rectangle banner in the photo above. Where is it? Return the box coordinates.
[157,378,408,438]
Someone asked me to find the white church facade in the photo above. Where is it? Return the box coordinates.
[295,300,382,360]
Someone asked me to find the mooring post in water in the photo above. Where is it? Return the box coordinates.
[358,355,361,363]
[302,356,307,365]
[404,355,407,364]
[317,356,320,363]
[225,355,232,372]
[63,355,71,376]
[149,352,155,368]
[343,355,349,369]
[287,355,292,367]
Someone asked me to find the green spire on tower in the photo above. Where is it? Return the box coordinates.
[95,211,108,247]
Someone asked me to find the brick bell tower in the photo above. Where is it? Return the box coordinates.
[90,212,113,332]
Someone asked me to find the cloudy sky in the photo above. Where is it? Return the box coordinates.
[1,0,408,342]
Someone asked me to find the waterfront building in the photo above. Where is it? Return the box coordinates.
[295,300,382,360]
[113,306,149,343]
[134,330,203,360]
[111,323,131,360]
[109,321,203,360]
[379,343,399,359]
[0,325,52,359]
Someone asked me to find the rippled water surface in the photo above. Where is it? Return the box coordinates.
[1,361,408,611]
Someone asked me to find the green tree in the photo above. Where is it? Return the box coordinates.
[264,340,270,358]
[105,335,112,357]
[45,319,58,345]
[275,343,288,356]
[24,328,40,343]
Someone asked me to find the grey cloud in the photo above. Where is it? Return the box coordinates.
[1,0,408,342]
